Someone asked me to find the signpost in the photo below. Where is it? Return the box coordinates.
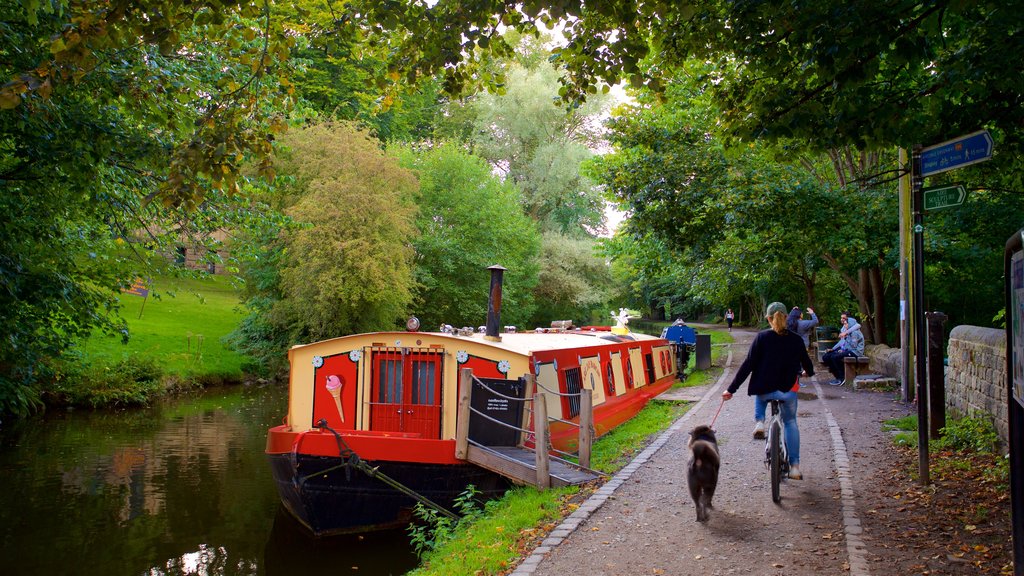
[910,130,993,488]
[920,130,994,177]
[922,184,967,211]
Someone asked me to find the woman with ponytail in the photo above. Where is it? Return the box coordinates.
[722,302,815,480]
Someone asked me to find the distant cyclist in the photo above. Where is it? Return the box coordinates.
[722,302,815,480]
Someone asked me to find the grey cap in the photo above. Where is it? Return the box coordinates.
[765,301,787,318]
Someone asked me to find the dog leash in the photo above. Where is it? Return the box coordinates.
[708,397,725,429]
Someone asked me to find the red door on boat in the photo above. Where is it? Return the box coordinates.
[368,348,444,438]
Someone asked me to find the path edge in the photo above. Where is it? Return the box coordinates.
[510,350,736,575]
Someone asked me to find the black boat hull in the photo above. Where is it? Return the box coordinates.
[268,453,512,536]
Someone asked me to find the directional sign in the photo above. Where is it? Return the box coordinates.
[920,130,993,177]
[923,184,967,211]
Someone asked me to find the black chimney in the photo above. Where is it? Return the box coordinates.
[485,265,506,342]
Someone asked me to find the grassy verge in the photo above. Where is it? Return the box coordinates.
[45,273,248,409]
[408,398,693,576]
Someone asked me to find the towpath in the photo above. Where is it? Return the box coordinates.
[511,328,915,576]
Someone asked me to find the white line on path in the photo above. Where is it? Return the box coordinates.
[812,379,871,576]
[510,350,735,576]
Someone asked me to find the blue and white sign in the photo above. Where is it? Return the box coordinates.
[920,130,993,177]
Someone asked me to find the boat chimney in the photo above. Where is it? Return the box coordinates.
[485,265,506,342]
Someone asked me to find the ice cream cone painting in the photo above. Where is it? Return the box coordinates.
[326,375,345,422]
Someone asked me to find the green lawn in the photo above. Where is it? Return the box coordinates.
[81,273,248,377]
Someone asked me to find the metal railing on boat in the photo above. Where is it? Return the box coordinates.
[454,368,600,489]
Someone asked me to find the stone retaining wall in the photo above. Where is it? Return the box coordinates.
[947,325,1007,446]
[858,331,1008,447]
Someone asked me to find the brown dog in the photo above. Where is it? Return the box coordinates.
[687,424,720,522]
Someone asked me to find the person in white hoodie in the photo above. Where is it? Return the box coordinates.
[821,312,864,385]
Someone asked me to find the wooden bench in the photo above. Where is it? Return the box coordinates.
[843,356,871,389]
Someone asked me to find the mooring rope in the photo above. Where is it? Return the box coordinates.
[294,419,459,521]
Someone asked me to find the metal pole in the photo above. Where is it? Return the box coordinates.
[912,145,929,485]
[898,147,914,403]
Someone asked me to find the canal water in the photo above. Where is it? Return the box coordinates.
[0,383,420,575]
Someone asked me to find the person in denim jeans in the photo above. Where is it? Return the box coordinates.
[822,313,865,385]
[723,301,815,480]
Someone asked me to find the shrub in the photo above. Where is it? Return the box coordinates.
[407,485,483,558]
[936,414,1000,454]
[51,356,165,409]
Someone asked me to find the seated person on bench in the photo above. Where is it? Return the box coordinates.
[822,313,864,386]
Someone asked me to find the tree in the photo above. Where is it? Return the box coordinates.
[532,232,614,325]
[393,142,540,330]
[591,72,900,342]
[345,1,1023,152]
[0,1,292,413]
[467,57,611,234]
[228,122,419,372]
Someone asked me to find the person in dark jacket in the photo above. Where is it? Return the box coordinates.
[786,306,819,349]
[723,301,815,479]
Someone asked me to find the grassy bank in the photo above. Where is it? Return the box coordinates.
[47,273,248,408]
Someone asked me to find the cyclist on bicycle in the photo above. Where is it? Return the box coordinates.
[722,301,815,479]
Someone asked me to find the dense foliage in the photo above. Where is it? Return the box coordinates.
[2,0,1022,414]
[0,0,291,413]
[394,142,541,330]
[227,122,419,372]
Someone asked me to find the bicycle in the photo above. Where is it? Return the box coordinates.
[764,398,789,503]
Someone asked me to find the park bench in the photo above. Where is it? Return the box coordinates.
[843,356,871,389]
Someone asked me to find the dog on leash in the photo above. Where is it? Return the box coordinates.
[687,424,720,523]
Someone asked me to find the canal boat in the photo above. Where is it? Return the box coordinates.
[266,267,679,536]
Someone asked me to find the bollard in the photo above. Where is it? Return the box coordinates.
[695,334,711,370]
[926,311,948,440]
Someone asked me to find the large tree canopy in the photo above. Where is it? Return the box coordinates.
[348,0,1023,150]
[0,1,293,413]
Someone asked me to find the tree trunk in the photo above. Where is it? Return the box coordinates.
[854,268,876,343]
[869,265,887,345]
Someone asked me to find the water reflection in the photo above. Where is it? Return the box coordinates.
[0,384,419,576]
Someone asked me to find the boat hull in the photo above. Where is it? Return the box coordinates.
[268,452,512,536]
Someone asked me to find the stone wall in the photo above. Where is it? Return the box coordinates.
[947,325,1008,446]
[864,344,902,379]
[859,330,1008,447]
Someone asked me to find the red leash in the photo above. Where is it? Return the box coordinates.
[709,397,726,429]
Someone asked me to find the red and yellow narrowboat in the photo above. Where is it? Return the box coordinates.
[266,268,679,536]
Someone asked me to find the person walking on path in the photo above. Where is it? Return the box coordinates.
[725,308,734,331]
[723,302,815,479]
[821,313,865,385]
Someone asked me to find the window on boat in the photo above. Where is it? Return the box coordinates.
[625,358,634,389]
[564,367,582,418]
[412,359,436,405]
[378,357,403,403]
[644,352,656,384]
[605,361,615,396]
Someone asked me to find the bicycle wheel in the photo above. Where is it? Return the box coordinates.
[769,420,782,503]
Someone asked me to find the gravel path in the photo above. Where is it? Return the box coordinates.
[511,328,898,576]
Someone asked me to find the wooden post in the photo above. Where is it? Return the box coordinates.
[533,392,550,489]
[927,312,948,440]
[455,368,473,460]
[579,389,593,469]
[520,374,537,447]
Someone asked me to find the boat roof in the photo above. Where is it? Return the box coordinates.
[291,329,664,356]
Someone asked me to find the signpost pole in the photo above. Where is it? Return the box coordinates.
[911,145,930,486]
[898,148,914,403]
